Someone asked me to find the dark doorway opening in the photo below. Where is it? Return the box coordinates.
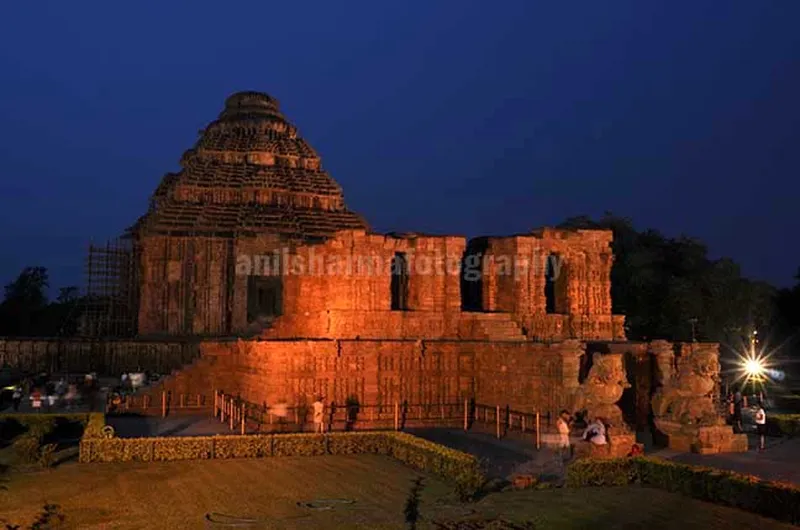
[545,253,566,314]
[391,252,409,311]
[460,237,488,311]
[247,276,282,323]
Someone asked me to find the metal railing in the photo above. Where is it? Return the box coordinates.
[106,391,209,415]
[213,391,543,447]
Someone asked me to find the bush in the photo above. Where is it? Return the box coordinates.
[566,457,800,525]
[82,413,107,439]
[79,431,485,498]
[12,434,43,464]
[38,443,58,468]
[767,414,800,437]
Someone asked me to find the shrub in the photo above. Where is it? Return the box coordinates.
[82,413,107,439]
[153,437,214,461]
[565,457,800,525]
[12,434,42,464]
[38,443,58,468]
[767,414,800,437]
[272,433,326,456]
[79,431,485,498]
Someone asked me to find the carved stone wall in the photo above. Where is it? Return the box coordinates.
[0,338,200,375]
[139,339,578,421]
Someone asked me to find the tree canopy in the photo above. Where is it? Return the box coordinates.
[558,214,779,351]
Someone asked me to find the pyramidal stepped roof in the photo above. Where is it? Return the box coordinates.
[130,91,368,238]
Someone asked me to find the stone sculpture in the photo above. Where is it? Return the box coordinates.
[571,352,630,430]
[651,347,722,426]
[651,344,747,454]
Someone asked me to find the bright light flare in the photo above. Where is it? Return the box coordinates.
[744,358,765,377]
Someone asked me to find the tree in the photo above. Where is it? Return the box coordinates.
[560,215,777,345]
[0,267,50,336]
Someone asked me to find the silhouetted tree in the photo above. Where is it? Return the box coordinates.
[0,267,50,336]
[558,214,777,351]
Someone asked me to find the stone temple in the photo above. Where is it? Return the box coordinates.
[122,91,626,342]
[75,91,743,454]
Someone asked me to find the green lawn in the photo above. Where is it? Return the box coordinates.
[0,455,795,529]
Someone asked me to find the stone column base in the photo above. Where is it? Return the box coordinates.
[655,420,748,454]
[574,432,639,459]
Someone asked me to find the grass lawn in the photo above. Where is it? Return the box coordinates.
[0,455,796,529]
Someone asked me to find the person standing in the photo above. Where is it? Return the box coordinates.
[30,388,43,413]
[755,402,767,452]
[11,386,22,412]
[556,410,572,451]
[733,391,744,433]
[273,399,288,432]
[312,396,325,433]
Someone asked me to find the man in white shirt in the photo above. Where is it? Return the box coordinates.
[312,397,325,433]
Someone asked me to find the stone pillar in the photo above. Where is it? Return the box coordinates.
[650,340,674,388]
[558,339,585,392]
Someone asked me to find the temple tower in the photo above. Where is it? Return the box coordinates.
[130,91,367,335]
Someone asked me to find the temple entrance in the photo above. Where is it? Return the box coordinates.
[391,252,409,310]
[247,276,282,323]
[460,237,488,311]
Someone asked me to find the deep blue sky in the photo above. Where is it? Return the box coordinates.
[1,0,799,296]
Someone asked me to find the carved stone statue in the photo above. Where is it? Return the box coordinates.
[650,343,746,454]
[651,347,722,426]
[571,352,630,430]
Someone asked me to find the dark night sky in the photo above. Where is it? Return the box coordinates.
[1,0,799,296]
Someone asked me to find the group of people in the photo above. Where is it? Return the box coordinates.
[265,396,357,433]
[555,409,608,454]
[727,390,768,452]
[8,373,92,412]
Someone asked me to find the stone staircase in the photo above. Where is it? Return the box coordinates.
[466,313,528,341]
[126,353,232,413]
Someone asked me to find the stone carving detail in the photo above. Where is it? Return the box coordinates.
[650,343,746,454]
[571,352,630,430]
[652,346,721,426]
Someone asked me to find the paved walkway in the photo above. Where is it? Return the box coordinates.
[409,428,567,481]
[107,415,233,438]
[412,428,800,486]
[655,435,800,485]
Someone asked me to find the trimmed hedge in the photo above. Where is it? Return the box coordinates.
[766,414,800,437]
[2,412,106,467]
[79,431,485,498]
[567,457,800,524]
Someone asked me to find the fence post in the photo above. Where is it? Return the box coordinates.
[496,405,500,439]
[229,398,234,430]
[536,412,541,450]
[161,391,167,418]
[240,403,246,435]
[197,394,201,408]
[463,400,468,431]
[394,401,399,431]
[214,390,218,417]
[180,394,185,408]
[522,414,526,433]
